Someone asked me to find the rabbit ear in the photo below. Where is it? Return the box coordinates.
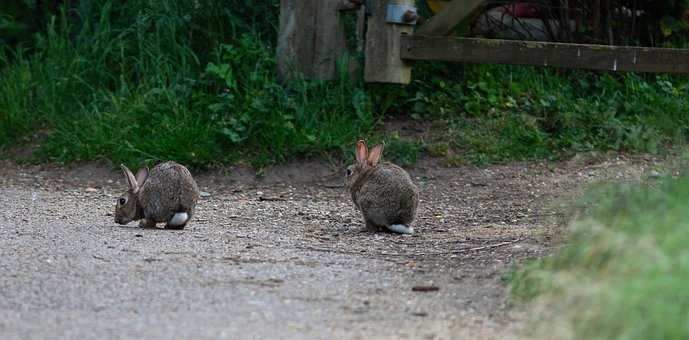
[135,167,149,187]
[355,140,368,166]
[368,143,384,166]
[121,164,139,193]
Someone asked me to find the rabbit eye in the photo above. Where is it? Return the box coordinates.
[346,168,353,177]
[118,197,126,205]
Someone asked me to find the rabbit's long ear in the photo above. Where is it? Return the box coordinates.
[355,140,368,166]
[121,164,139,193]
[368,143,384,166]
[135,167,149,187]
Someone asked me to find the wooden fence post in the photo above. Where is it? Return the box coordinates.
[364,0,415,84]
[277,0,350,83]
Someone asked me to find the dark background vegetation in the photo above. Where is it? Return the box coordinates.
[0,0,688,169]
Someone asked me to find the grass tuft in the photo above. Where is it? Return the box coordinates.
[506,169,689,339]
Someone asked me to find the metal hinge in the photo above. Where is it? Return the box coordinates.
[386,4,418,25]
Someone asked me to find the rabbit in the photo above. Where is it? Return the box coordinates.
[114,161,200,229]
[345,140,419,235]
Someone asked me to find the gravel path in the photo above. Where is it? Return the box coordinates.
[0,155,655,339]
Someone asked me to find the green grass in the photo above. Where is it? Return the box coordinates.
[408,64,689,165]
[506,169,689,339]
[1,1,689,169]
[0,1,373,168]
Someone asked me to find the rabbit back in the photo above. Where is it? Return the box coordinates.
[353,163,419,228]
[139,161,200,223]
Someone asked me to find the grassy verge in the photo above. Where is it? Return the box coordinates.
[1,1,688,169]
[506,167,689,339]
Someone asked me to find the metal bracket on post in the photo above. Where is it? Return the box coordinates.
[364,0,414,84]
[385,4,418,25]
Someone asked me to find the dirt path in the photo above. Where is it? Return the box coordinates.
[0,155,657,339]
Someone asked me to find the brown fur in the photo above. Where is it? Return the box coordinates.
[345,141,419,232]
[115,161,199,229]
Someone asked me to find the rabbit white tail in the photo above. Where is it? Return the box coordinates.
[168,212,189,227]
[387,224,414,235]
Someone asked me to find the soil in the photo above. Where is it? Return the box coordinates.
[0,154,659,339]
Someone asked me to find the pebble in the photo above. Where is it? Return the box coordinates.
[647,170,662,179]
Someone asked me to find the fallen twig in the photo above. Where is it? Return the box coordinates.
[292,245,407,264]
[412,285,440,292]
[322,184,344,188]
[385,237,524,256]
[457,237,523,254]
[258,196,286,202]
[404,237,524,256]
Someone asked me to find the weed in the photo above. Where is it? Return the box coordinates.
[426,142,450,157]
[442,155,466,167]
[381,133,424,167]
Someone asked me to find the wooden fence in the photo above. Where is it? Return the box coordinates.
[278,0,689,84]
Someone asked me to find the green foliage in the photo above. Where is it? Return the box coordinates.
[0,1,373,168]
[381,133,424,167]
[203,35,374,167]
[507,171,689,339]
[408,64,689,165]
[1,1,689,169]
[426,142,450,157]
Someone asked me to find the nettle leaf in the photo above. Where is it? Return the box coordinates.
[205,62,229,77]
[220,127,243,143]
[660,16,685,37]
[208,103,224,113]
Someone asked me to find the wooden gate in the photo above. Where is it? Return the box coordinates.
[277,0,689,84]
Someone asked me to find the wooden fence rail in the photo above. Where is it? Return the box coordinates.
[401,35,689,74]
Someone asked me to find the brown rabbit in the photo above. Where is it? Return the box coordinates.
[345,140,419,234]
[115,161,200,229]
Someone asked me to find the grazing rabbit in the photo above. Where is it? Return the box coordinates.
[345,140,419,234]
[115,161,200,229]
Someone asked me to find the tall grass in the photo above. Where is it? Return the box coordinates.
[507,170,689,339]
[0,1,372,167]
[1,0,688,168]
